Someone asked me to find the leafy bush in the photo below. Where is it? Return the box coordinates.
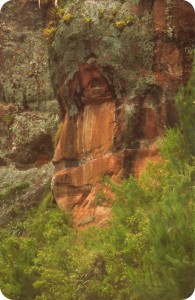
[175,60,195,156]
[0,201,73,299]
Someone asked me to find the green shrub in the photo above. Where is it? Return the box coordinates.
[175,60,195,156]
[53,122,63,149]
[0,204,73,300]
[2,114,14,126]
[0,182,30,201]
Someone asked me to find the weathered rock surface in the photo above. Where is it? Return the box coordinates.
[0,0,194,228]
[49,0,195,228]
[0,0,59,223]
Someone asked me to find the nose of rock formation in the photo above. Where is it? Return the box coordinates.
[50,0,195,228]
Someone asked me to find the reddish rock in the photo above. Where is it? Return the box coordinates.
[53,101,116,162]
[51,0,195,228]
[130,146,162,177]
[52,153,123,210]
[154,42,182,77]
[152,0,167,33]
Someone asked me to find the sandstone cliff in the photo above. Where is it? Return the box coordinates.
[0,0,194,228]
[49,0,195,228]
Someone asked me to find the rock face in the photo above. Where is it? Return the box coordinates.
[50,0,195,228]
[0,0,59,224]
[0,0,194,228]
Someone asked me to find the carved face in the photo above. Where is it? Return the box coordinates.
[67,61,113,110]
[79,62,113,105]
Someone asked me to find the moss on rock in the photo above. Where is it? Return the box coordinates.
[49,0,154,115]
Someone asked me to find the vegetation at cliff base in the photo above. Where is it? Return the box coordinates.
[0,66,195,300]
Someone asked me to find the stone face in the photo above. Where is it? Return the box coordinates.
[50,0,195,228]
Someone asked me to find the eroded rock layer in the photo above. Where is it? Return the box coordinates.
[50,0,195,228]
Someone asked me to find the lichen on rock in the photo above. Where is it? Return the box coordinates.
[49,0,154,116]
[0,0,60,223]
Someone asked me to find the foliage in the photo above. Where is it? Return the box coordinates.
[175,61,195,156]
[114,16,135,30]
[0,182,30,201]
[2,114,14,126]
[63,13,74,24]
[0,204,73,300]
[46,6,59,23]
[53,122,63,148]
[43,26,57,39]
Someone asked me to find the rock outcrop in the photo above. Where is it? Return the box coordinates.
[0,0,194,228]
[49,0,195,228]
[0,0,59,224]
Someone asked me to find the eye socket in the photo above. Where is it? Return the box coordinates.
[89,78,103,88]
